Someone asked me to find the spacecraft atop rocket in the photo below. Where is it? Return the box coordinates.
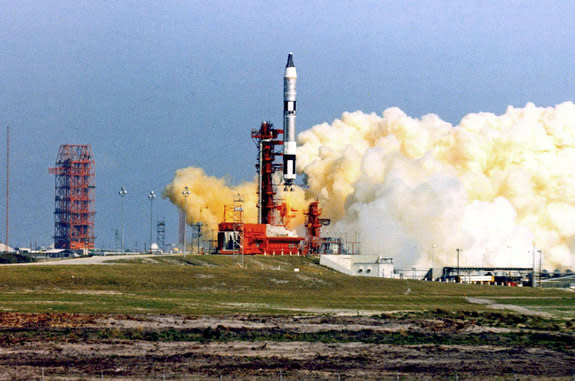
[216,52,337,257]
[283,52,297,190]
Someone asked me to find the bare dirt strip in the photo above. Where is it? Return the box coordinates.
[0,312,572,380]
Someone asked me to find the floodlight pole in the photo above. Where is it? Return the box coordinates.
[538,250,542,287]
[147,190,156,252]
[118,186,128,253]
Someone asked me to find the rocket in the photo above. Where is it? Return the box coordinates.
[283,52,297,190]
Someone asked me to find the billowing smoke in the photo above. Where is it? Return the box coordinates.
[298,102,575,269]
[165,102,575,269]
[162,168,307,232]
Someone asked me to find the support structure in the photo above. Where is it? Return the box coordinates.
[156,219,166,252]
[304,201,323,254]
[302,201,337,255]
[217,122,303,256]
[49,144,95,250]
[251,121,284,225]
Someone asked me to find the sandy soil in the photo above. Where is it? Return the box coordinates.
[466,297,554,318]
[0,312,572,380]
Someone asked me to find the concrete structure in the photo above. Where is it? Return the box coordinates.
[320,255,396,278]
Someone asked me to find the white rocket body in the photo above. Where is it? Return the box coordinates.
[283,53,297,189]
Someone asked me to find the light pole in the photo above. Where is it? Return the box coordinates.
[147,190,156,252]
[538,250,542,287]
[118,186,128,253]
[182,186,190,257]
[456,248,461,283]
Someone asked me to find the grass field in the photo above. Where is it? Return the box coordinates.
[0,254,572,318]
[0,254,573,379]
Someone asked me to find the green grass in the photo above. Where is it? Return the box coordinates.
[0,255,572,317]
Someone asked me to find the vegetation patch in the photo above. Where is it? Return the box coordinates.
[0,255,572,318]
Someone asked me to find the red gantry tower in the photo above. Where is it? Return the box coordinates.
[251,121,284,225]
[49,144,95,250]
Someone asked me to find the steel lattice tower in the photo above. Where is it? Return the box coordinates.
[49,144,95,250]
[156,219,166,252]
[251,121,283,225]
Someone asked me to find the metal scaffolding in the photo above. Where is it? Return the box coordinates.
[49,144,95,250]
[156,219,166,252]
[251,121,283,225]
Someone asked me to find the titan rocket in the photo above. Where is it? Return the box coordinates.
[283,52,297,190]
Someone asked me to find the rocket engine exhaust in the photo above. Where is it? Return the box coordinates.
[164,50,575,270]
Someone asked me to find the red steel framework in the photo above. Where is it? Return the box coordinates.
[217,121,304,256]
[251,121,284,225]
[49,144,95,250]
[302,201,332,255]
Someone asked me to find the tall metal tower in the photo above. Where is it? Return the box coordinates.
[251,121,283,225]
[49,144,95,250]
[156,218,166,252]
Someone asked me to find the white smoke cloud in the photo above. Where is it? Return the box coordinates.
[298,103,575,269]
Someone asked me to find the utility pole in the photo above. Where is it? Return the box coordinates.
[532,242,536,287]
[5,126,9,250]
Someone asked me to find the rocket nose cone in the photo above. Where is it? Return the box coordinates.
[286,53,294,68]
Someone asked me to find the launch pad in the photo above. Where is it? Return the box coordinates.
[215,54,338,256]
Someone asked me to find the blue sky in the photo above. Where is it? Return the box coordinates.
[1,1,574,249]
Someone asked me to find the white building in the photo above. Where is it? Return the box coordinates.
[0,243,14,253]
[320,254,396,278]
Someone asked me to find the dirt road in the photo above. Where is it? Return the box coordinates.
[0,253,157,266]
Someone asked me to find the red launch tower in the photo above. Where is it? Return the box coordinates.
[214,54,335,256]
[252,121,284,225]
[216,121,303,255]
[49,144,95,250]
